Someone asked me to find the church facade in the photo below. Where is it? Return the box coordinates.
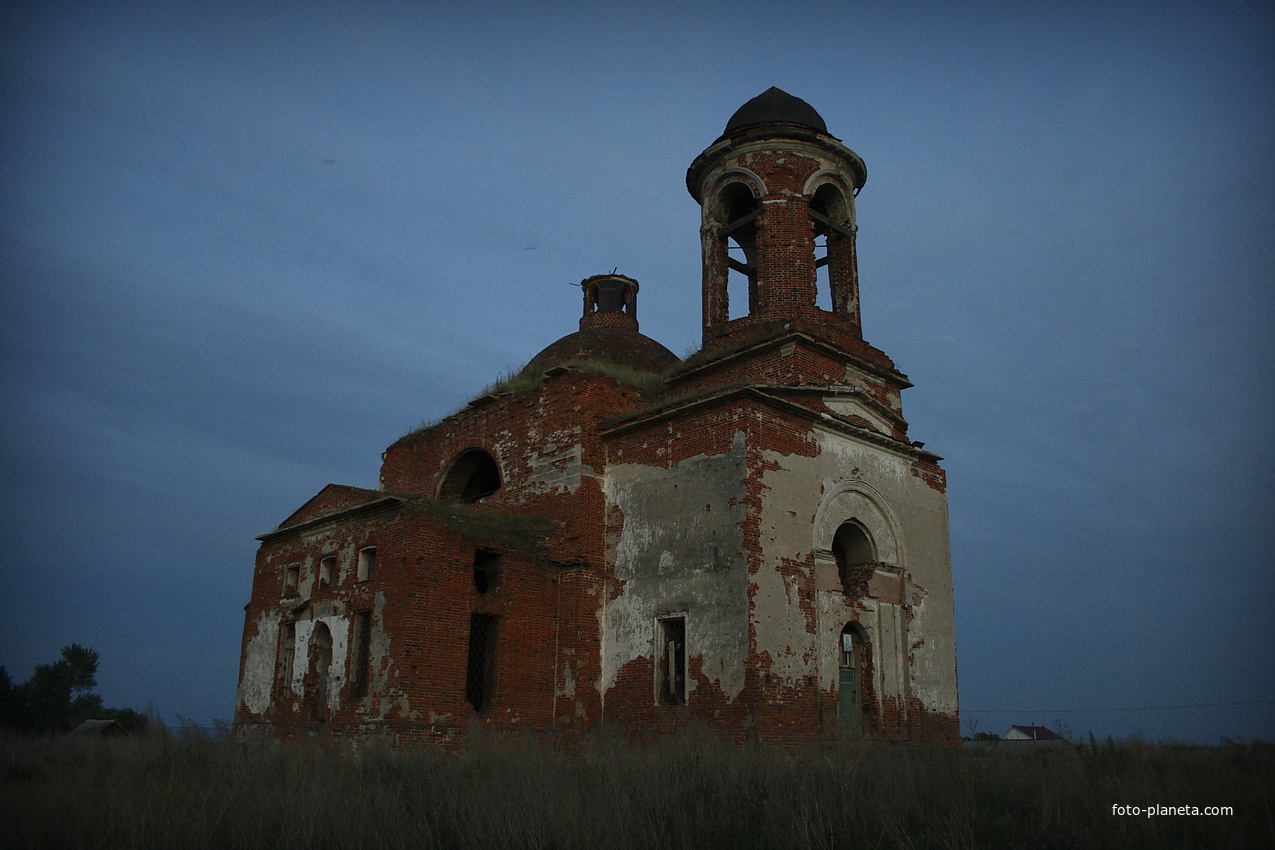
[234,88,959,747]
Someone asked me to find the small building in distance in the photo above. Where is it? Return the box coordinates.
[65,719,129,739]
[234,88,959,747]
[1003,725,1067,743]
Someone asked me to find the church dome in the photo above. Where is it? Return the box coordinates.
[520,273,679,377]
[521,326,679,377]
[723,87,828,135]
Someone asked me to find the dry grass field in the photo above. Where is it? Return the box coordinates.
[1,729,1270,849]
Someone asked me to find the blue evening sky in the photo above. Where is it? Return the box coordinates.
[1,0,1272,742]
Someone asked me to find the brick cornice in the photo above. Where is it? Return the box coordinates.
[600,384,942,463]
[669,331,911,389]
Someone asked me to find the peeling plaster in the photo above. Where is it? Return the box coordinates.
[750,557,814,682]
[294,615,351,715]
[603,431,750,701]
[527,443,584,495]
[758,427,955,717]
[237,609,281,716]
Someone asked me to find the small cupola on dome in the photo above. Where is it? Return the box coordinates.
[722,86,828,136]
[580,273,639,331]
[520,274,679,377]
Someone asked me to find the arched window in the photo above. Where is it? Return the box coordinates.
[309,622,333,722]
[832,520,876,596]
[717,182,760,320]
[439,448,502,504]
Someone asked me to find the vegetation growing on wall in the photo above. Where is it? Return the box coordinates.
[399,359,675,442]
[411,497,556,553]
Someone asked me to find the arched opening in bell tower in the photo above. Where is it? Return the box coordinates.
[716,182,759,320]
[809,183,856,318]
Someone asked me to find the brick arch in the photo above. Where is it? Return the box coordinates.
[438,447,503,504]
[802,169,857,216]
[703,167,767,215]
[812,479,904,567]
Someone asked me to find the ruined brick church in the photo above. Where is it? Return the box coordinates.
[235,88,959,746]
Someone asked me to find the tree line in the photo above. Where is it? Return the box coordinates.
[0,644,146,735]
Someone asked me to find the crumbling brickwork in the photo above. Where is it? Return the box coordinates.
[235,88,959,747]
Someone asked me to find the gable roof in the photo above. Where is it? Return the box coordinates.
[274,484,388,532]
[66,718,128,737]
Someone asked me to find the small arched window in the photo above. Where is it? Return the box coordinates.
[439,448,502,504]
[832,520,875,596]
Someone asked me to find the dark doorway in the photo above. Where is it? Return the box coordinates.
[839,623,866,737]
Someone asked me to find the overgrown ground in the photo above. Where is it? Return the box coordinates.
[1,731,1270,849]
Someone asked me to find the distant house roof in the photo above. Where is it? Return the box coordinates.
[66,718,128,738]
[1003,724,1064,741]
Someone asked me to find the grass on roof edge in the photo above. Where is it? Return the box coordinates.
[399,358,675,441]
[410,496,556,554]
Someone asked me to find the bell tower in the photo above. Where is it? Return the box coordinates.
[687,87,868,357]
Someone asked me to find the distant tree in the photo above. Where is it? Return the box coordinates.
[973,731,1000,742]
[0,666,17,728]
[1,644,147,735]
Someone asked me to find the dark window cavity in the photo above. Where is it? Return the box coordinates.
[350,610,372,698]
[466,613,499,712]
[472,549,501,594]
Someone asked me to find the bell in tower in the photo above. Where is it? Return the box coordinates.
[686,87,868,356]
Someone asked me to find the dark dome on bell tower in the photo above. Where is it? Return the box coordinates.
[722,86,828,136]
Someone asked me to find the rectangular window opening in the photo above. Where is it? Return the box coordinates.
[319,556,336,587]
[351,610,372,698]
[357,547,376,582]
[465,613,499,712]
[656,616,686,706]
[283,563,300,598]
